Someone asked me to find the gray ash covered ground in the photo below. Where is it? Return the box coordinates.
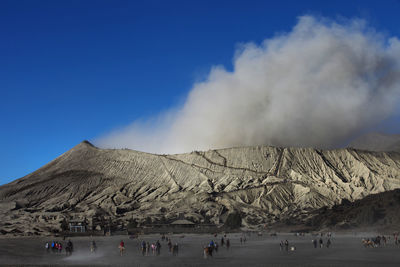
[0,233,399,266]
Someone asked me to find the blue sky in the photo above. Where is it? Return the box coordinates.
[1,0,400,185]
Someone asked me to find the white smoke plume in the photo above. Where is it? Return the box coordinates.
[96,16,400,154]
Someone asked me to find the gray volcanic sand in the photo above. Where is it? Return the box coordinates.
[0,233,399,266]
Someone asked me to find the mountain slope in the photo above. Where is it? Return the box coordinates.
[1,141,400,235]
[306,189,400,231]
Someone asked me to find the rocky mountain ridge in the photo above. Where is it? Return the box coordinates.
[1,141,400,236]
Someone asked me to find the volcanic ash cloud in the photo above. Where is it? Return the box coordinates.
[97,16,400,154]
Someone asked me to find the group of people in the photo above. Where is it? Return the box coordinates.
[120,233,234,259]
[220,235,230,249]
[139,240,162,256]
[120,237,181,257]
[163,235,179,256]
[279,232,334,252]
[45,240,73,255]
[204,234,231,259]
[203,240,217,258]
[312,238,331,248]
[279,240,291,252]
[45,241,61,253]
[362,234,399,248]
[167,239,179,256]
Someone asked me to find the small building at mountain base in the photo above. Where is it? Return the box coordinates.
[69,220,87,233]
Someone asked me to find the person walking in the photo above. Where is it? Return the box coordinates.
[156,240,161,255]
[203,246,208,259]
[68,240,73,254]
[141,240,146,256]
[172,243,179,256]
[51,241,56,253]
[327,238,331,248]
[65,240,73,256]
[168,239,172,252]
[207,244,213,257]
[90,240,96,253]
[119,240,125,256]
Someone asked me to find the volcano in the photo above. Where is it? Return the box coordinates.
[1,141,400,236]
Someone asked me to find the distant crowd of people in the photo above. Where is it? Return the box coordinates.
[362,233,399,248]
[120,234,179,257]
[43,230,400,260]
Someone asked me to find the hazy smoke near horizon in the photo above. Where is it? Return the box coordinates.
[96,16,400,154]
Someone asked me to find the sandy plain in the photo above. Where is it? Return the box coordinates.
[0,233,399,267]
